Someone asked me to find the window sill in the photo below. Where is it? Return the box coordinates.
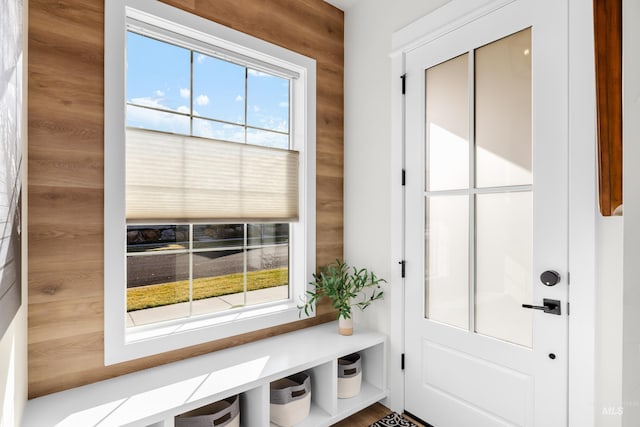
[107,300,310,365]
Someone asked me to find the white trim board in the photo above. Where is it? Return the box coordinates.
[391,0,515,55]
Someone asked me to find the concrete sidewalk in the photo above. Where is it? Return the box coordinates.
[127,285,289,327]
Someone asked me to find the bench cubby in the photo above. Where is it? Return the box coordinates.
[23,322,387,427]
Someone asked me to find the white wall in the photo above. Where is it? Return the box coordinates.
[0,311,27,427]
[0,0,28,426]
[622,0,640,425]
[342,0,627,424]
[342,0,450,412]
[597,217,623,427]
[343,0,449,331]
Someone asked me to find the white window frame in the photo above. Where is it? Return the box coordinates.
[104,0,316,365]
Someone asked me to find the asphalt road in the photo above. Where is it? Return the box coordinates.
[127,245,288,288]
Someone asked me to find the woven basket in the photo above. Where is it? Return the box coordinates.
[175,394,239,427]
[338,352,362,399]
[270,372,311,427]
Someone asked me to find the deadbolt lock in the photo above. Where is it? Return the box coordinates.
[540,270,561,286]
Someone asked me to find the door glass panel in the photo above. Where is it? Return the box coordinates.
[426,195,469,329]
[475,191,532,347]
[426,54,469,191]
[475,28,532,188]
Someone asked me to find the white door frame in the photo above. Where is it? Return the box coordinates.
[388,0,597,425]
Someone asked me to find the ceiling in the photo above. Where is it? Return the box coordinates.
[323,0,355,11]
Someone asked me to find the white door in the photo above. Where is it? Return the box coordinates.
[403,1,568,426]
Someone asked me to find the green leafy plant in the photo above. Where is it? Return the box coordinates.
[299,259,385,320]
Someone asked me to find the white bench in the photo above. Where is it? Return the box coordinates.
[23,322,388,426]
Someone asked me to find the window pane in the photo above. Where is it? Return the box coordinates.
[425,195,469,329]
[247,223,289,246]
[126,105,190,135]
[246,247,289,306]
[193,53,246,124]
[126,253,190,325]
[475,191,532,347]
[127,225,189,253]
[247,69,290,134]
[425,54,469,191]
[193,224,244,249]
[127,32,190,112]
[247,128,289,149]
[475,28,532,188]
[192,250,245,312]
[192,118,245,143]
[127,253,189,287]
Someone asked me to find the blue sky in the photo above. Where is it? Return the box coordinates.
[126,31,290,149]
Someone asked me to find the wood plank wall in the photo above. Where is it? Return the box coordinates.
[593,0,623,216]
[28,0,343,398]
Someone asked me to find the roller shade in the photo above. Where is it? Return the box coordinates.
[126,128,299,223]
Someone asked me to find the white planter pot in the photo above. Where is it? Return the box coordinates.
[338,316,353,336]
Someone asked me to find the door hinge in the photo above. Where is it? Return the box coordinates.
[399,260,406,278]
[401,74,406,95]
[401,353,405,370]
[402,169,406,186]
[567,302,570,315]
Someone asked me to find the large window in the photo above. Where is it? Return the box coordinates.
[124,31,294,327]
[105,0,316,364]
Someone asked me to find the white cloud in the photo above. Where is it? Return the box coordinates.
[247,128,289,149]
[155,90,165,97]
[126,97,288,148]
[248,69,270,78]
[180,88,190,99]
[195,94,210,106]
[278,101,288,108]
[253,105,260,113]
[235,95,243,102]
[130,97,165,109]
[254,114,289,134]
[126,101,189,134]
[192,119,244,143]
[196,54,206,64]
[129,97,191,117]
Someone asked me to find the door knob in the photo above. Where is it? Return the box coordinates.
[522,298,561,315]
[540,270,560,286]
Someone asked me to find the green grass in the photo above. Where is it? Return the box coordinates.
[127,268,288,312]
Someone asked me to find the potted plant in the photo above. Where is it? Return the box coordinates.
[298,260,385,335]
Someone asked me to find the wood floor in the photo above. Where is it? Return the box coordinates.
[332,403,427,426]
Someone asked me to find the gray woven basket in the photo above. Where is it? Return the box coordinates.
[338,353,361,378]
[270,372,311,405]
[175,394,239,427]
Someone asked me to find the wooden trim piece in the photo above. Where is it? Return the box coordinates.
[593,0,623,216]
